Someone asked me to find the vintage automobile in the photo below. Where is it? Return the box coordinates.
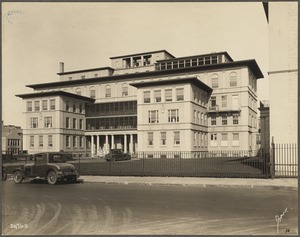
[12,152,79,185]
[104,149,131,161]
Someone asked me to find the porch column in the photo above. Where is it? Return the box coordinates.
[129,134,133,154]
[91,135,94,158]
[124,134,127,153]
[105,135,109,151]
[111,135,115,149]
[96,135,100,155]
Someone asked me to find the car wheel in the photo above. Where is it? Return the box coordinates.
[67,176,77,183]
[47,171,58,185]
[13,170,23,184]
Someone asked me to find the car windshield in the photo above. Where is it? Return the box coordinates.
[48,154,67,163]
[112,150,122,154]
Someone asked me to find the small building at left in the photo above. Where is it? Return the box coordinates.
[2,122,23,154]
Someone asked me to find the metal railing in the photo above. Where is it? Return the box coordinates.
[4,145,296,178]
[271,143,298,178]
[65,150,269,179]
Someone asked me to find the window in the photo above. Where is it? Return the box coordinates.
[211,74,219,88]
[44,117,52,128]
[48,135,53,147]
[90,87,96,99]
[81,75,85,79]
[79,136,83,148]
[73,118,77,129]
[143,55,151,65]
[198,111,200,124]
[154,90,161,102]
[42,100,48,110]
[201,112,204,125]
[176,88,184,101]
[148,132,153,146]
[212,56,218,64]
[194,90,198,103]
[66,136,70,148]
[144,91,150,103]
[233,114,239,124]
[50,99,55,110]
[148,110,159,123]
[30,117,38,128]
[73,136,77,147]
[34,101,40,111]
[66,117,70,129]
[194,132,197,147]
[210,134,217,146]
[39,135,43,147]
[105,85,111,98]
[30,136,34,148]
[73,103,76,113]
[222,115,227,125]
[211,96,217,108]
[221,96,227,107]
[204,57,211,65]
[232,133,239,146]
[230,72,237,87]
[79,104,83,113]
[221,133,228,146]
[79,119,83,130]
[194,110,197,123]
[211,115,216,125]
[122,84,128,97]
[165,89,172,102]
[232,95,239,110]
[174,131,180,145]
[161,132,166,146]
[27,101,32,112]
[168,109,179,122]
[66,101,70,111]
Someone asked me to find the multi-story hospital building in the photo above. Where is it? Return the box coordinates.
[17,50,263,157]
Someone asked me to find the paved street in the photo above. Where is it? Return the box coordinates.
[2,180,298,235]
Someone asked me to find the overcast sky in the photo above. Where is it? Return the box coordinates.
[2,2,269,128]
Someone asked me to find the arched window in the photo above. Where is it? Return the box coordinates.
[75,88,82,95]
[105,85,111,98]
[229,72,237,87]
[122,83,128,97]
[90,86,96,99]
[211,74,219,88]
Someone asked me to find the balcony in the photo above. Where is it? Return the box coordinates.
[208,105,241,114]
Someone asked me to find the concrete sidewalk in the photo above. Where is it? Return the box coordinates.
[80,176,298,190]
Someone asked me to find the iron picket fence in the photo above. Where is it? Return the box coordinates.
[6,147,297,178]
[272,143,298,178]
[67,150,270,179]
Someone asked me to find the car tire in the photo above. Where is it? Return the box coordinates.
[13,170,23,184]
[67,176,77,183]
[47,171,58,185]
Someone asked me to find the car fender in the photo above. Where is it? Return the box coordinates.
[13,167,24,174]
[12,167,25,178]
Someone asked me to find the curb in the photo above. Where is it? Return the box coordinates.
[4,177,297,191]
[81,180,298,190]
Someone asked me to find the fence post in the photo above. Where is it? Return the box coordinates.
[78,155,81,175]
[270,137,275,179]
[142,152,145,176]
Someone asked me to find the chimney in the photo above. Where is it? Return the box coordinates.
[59,62,64,73]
